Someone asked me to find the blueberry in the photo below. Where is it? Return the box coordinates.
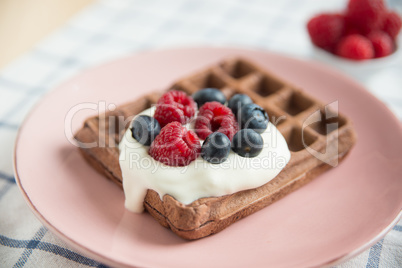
[240,103,269,133]
[231,129,264,158]
[201,132,231,164]
[228,94,253,118]
[131,115,161,146]
[192,88,226,108]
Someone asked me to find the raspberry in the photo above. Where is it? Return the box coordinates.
[154,90,197,127]
[195,101,238,141]
[336,34,375,60]
[367,31,394,57]
[307,13,345,51]
[344,25,361,36]
[382,11,402,40]
[346,0,386,33]
[149,122,201,167]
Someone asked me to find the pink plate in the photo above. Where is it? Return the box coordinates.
[14,47,402,268]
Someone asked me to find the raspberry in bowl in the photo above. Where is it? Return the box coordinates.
[307,0,401,80]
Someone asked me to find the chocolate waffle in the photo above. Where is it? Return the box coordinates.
[74,57,356,240]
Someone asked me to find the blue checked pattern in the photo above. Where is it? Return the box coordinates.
[0,0,401,267]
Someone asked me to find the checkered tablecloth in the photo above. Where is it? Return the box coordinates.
[0,0,401,267]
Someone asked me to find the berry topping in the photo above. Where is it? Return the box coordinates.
[154,90,197,127]
[240,103,269,134]
[149,122,201,167]
[227,93,253,118]
[195,101,238,141]
[201,132,231,164]
[335,34,375,60]
[192,88,226,108]
[131,115,161,146]
[367,31,394,58]
[346,0,386,33]
[382,11,402,40]
[307,13,345,51]
[232,129,264,158]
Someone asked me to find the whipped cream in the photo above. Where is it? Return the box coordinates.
[119,107,291,213]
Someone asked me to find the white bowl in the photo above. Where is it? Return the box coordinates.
[310,43,401,82]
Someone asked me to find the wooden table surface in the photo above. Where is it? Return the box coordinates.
[0,0,93,70]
